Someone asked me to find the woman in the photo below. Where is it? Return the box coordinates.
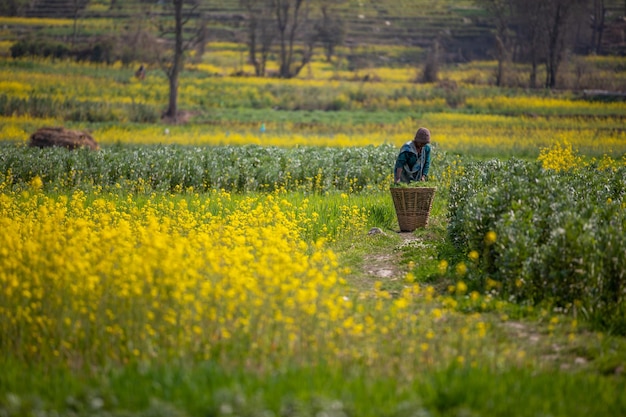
[394,127,431,183]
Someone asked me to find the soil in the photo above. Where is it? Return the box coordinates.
[362,232,416,281]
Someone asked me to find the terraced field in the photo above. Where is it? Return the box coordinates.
[0,0,498,61]
[4,0,626,63]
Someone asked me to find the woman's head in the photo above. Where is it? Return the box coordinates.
[413,127,431,145]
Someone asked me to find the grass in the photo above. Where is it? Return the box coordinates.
[2,354,626,416]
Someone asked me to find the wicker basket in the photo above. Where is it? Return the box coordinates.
[390,186,437,231]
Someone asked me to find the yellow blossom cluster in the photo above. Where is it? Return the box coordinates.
[0,16,75,27]
[537,138,626,173]
[0,16,116,31]
[0,186,513,374]
[537,139,584,171]
[91,124,406,147]
[422,113,626,156]
[465,96,626,116]
[0,188,346,367]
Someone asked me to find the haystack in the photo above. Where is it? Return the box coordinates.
[28,127,99,150]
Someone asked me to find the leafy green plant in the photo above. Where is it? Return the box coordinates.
[447,159,626,333]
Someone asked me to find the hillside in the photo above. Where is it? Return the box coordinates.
[3,0,626,62]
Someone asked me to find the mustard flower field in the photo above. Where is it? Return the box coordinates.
[1,49,626,157]
[1,49,626,416]
[2,175,626,416]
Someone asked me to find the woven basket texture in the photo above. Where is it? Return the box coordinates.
[390,187,437,231]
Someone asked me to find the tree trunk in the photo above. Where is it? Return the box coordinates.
[545,3,565,88]
[276,0,290,77]
[194,16,208,64]
[495,35,505,86]
[511,0,543,88]
[242,0,274,77]
[168,71,179,120]
[247,14,260,74]
[595,0,606,54]
[591,0,599,52]
[72,0,80,46]
[474,0,513,86]
[274,0,309,79]
[315,1,346,63]
[166,0,184,120]
[530,59,537,88]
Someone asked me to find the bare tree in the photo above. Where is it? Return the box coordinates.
[474,0,515,86]
[71,0,89,46]
[242,0,336,78]
[194,14,209,64]
[590,0,607,53]
[420,38,441,83]
[509,0,588,88]
[513,0,545,88]
[478,0,593,88]
[241,0,275,76]
[315,0,346,63]
[540,0,589,88]
[117,9,160,66]
[273,0,314,78]
[156,0,203,121]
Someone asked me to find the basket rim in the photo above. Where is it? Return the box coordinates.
[390,186,437,190]
[389,187,437,191]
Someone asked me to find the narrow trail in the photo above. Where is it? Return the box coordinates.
[361,232,417,281]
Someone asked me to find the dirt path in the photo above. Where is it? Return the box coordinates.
[362,232,417,281]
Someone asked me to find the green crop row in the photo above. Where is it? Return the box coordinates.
[0,143,455,194]
[448,159,626,333]
[0,93,160,123]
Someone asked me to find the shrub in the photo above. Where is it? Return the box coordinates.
[11,38,117,64]
[448,159,626,333]
[10,39,71,60]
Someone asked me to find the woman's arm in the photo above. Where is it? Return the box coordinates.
[394,152,408,183]
[395,167,403,183]
[421,145,431,180]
